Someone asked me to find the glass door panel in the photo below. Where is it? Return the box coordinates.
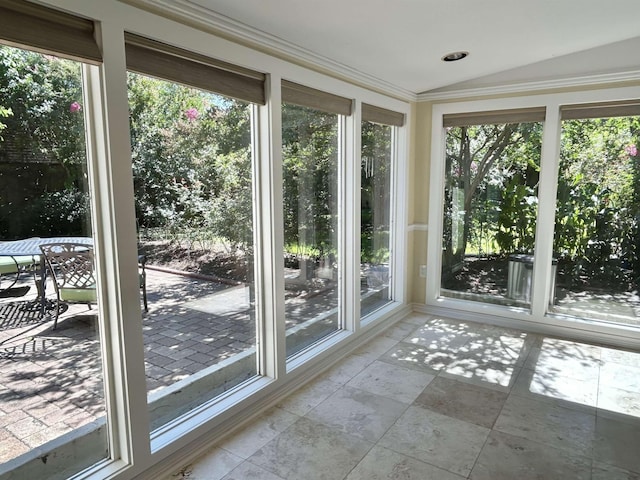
[440,121,543,308]
[361,121,393,317]
[551,115,640,325]
[282,103,340,357]
[127,72,258,430]
[0,45,108,475]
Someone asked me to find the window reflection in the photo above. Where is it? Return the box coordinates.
[282,103,340,357]
[0,45,107,474]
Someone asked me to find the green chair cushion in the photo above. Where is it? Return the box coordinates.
[60,287,97,303]
[59,274,143,304]
[0,256,36,275]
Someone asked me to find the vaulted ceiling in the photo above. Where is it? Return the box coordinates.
[133,0,640,98]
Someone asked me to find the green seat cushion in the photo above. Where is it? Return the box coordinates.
[0,256,37,275]
[60,287,97,303]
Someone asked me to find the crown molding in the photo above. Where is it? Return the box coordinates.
[120,0,417,102]
[417,69,640,102]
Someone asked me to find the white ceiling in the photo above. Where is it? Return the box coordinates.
[146,0,640,97]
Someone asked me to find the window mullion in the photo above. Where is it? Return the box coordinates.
[84,24,151,468]
[531,105,562,317]
[343,104,360,332]
[257,74,286,380]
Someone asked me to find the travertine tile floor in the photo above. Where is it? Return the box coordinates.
[174,313,640,480]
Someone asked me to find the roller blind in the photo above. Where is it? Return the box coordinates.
[124,33,266,105]
[560,100,640,120]
[362,103,405,127]
[282,80,352,116]
[443,107,546,128]
[0,0,101,63]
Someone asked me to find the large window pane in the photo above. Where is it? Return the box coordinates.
[282,103,340,357]
[440,121,543,307]
[0,45,107,475]
[361,121,393,317]
[127,73,258,430]
[551,114,640,325]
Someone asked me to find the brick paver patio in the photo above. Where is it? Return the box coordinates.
[0,268,259,465]
[0,262,384,467]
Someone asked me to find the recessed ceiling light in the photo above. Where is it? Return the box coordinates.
[442,51,469,62]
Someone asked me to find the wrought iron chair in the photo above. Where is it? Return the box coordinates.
[40,243,148,329]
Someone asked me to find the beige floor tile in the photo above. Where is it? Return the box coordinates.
[413,376,508,428]
[382,321,419,341]
[317,353,374,385]
[400,313,434,326]
[494,394,595,457]
[404,323,473,351]
[380,341,456,374]
[600,362,640,393]
[182,447,243,480]
[512,366,598,410]
[594,414,640,473]
[248,417,372,480]
[592,461,640,480]
[600,347,640,368]
[470,430,591,480]
[345,445,465,480]
[219,407,300,459]
[443,354,521,390]
[276,376,342,416]
[378,405,489,477]
[220,461,286,480]
[597,385,640,418]
[346,360,435,404]
[306,385,408,442]
[457,330,534,367]
[523,339,602,383]
[350,335,398,361]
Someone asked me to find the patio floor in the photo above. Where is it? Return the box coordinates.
[0,268,260,465]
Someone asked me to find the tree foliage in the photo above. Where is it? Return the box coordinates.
[0,45,89,238]
[281,103,338,259]
[127,72,254,250]
[0,46,85,168]
[361,121,391,265]
[443,121,541,271]
[554,116,640,285]
[442,114,640,291]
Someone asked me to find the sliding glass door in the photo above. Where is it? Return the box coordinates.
[551,109,640,326]
[440,112,544,308]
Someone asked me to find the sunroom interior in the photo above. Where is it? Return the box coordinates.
[0,0,640,479]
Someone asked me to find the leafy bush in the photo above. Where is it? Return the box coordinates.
[20,189,90,237]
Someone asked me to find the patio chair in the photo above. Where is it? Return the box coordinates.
[40,243,148,329]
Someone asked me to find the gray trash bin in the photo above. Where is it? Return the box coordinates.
[507,254,557,305]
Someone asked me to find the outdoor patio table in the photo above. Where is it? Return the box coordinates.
[0,237,92,316]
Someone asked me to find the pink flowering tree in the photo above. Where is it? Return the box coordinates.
[184,107,199,121]
[625,144,637,157]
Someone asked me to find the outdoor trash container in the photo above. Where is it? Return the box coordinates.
[507,254,557,306]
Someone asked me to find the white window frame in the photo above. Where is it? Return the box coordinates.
[426,86,640,350]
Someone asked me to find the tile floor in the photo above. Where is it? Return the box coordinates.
[171,313,640,480]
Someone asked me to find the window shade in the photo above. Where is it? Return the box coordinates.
[282,80,352,116]
[560,100,640,120]
[0,0,101,63]
[124,33,266,105]
[443,107,546,128]
[362,103,405,127]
